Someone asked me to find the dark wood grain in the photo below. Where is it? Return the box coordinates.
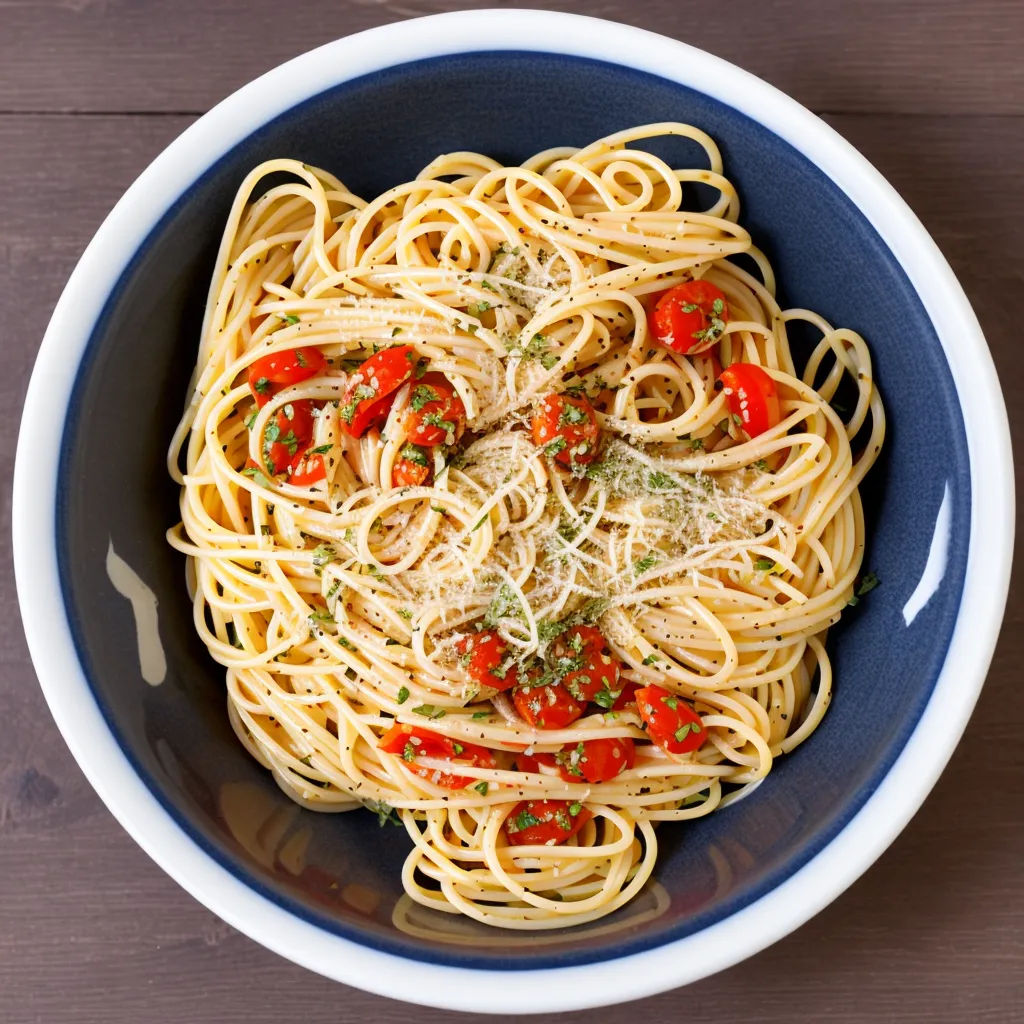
[2,0,1024,116]
[2,7,1023,1022]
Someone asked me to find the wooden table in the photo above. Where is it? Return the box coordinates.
[2,3,1021,1021]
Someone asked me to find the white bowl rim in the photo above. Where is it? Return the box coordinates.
[12,8,1014,1014]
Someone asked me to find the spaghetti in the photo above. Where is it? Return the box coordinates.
[168,122,884,928]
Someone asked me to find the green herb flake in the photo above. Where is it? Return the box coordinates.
[412,704,446,719]
[399,442,430,467]
[242,466,273,489]
[508,809,542,833]
[633,553,658,576]
[642,653,660,666]
[410,384,440,412]
[396,685,410,705]
[474,781,489,796]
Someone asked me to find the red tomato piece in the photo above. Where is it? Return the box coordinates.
[531,393,600,467]
[456,630,521,692]
[288,453,326,486]
[519,738,635,784]
[719,363,781,438]
[635,685,705,754]
[378,723,495,790]
[405,373,467,447]
[259,399,320,475]
[504,799,593,846]
[611,680,641,711]
[392,456,430,488]
[548,625,621,707]
[340,346,417,438]
[651,280,730,355]
[513,680,586,730]
[248,347,326,405]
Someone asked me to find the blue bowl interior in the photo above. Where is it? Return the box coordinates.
[57,52,969,969]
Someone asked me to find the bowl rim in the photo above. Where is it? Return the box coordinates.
[13,8,1014,1014]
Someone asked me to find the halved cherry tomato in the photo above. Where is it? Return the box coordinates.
[548,625,620,707]
[456,630,522,692]
[611,680,641,711]
[635,684,705,754]
[248,347,326,406]
[378,723,496,790]
[260,399,319,474]
[519,737,635,784]
[719,363,781,438]
[504,799,593,846]
[651,280,730,355]
[340,346,417,438]
[392,455,430,488]
[288,452,326,486]
[513,680,586,729]
[531,393,600,467]
[404,373,466,447]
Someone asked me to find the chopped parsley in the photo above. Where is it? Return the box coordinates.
[253,376,271,394]
[633,553,658,576]
[482,583,521,628]
[474,781,489,796]
[308,443,333,455]
[340,384,377,424]
[279,314,300,325]
[366,800,402,827]
[544,436,567,457]
[241,466,273,489]
[674,722,702,743]
[847,571,880,607]
[410,384,440,411]
[508,809,541,833]
[411,704,446,719]
[396,685,410,704]
[642,653,660,666]
[753,558,778,572]
[399,442,430,467]
[422,411,457,434]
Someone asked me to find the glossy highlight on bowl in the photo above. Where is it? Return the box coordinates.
[13,11,1013,1013]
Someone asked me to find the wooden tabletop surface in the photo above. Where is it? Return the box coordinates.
[2,3,1022,1021]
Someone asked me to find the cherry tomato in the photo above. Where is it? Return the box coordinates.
[548,625,620,707]
[392,456,430,488]
[340,346,416,438]
[513,680,586,729]
[651,280,730,355]
[719,363,781,438]
[504,799,593,846]
[531,393,600,467]
[378,723,495,790]
[519,738,635,784]
[456,630,521,692]
[635,684,705,754]
[288,453,326,486]
[248,347,326,405]
[611,680,641,711]
[404,373,466,447]
[259,399,319,474]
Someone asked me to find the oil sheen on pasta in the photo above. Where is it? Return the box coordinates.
[168,123,885,929]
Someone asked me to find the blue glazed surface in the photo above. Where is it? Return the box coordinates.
[56,52,969,970]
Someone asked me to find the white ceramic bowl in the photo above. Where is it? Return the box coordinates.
[13,10,1014,1013]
